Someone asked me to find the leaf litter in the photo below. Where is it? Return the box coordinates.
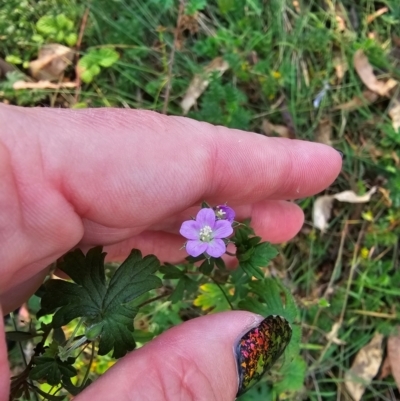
[180,57,229,114]
[353,49,397,97]
[313,187,377,232]
[344,333,384,401]
[30,43,74,81]
[387,326,400,391]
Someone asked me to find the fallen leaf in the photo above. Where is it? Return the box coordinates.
[344,333,384,401]
[333,55,348,82]
[334,186,377,202]
[13,80,77,90]
[387,326,400,391]
[326,322,346,345]
[30,44,74,81]
[180,57,229,114]
[366,7,388,24]
[334,90,379,111]
[312,195,335,232]
[313,187,377,232]
[378,355,392,380]
[315,118,332,146]
[261,119,291,138]
[353,50,398,96]
[389,100,400,132]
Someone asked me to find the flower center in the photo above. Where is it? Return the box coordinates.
[199,225,213,242]
[215,209,226,219]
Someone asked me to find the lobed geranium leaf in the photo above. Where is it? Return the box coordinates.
[38,247,162,358]
[29,341,77,386]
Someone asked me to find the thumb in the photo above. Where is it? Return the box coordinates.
[75,311,291,401]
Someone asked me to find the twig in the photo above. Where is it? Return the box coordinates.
[74,6,90,103]
[162,0,185,114]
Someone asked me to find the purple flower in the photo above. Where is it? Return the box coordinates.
[214,205,235,223]
[180,208,233,258]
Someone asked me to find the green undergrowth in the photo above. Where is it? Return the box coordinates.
[3,0,400,400]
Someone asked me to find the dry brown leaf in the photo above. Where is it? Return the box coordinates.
[366,7,388,24]
[334,90,379,111]
[344,333,384,401]
[333,55,348,82]
[261,119,291,138]
[378,355,392,380]
[313,187,377,232]
[30,43,74,81]
[180,57,229,114]
[354,50,398,96]
[388,326,400,391]
[315,118,332,146]
[389,100,400,132]
[13,80,77,90]
[326,322,346,345]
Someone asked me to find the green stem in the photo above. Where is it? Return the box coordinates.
[80,341,95,388]
[65,318,84,349]
[137,292,171,308]
[211,278,234,310]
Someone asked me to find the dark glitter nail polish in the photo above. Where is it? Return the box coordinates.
[334,148,344,159]
[236,315,292,396]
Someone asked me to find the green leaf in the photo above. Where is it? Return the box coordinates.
[36,16,58,35]
[65,33,78,47]
[160,263,185,279]
[239,278,298,323]
[238,243,278,279]
[199,259,214,275]
[169,276,198,303]
[193,283,231,312]
[217,0,236,14]
[5,55,22,64]
[30,342,77,386]
[80,48,119,69]
[80,69,94,83]
[33,386,66,401]
[39,247,162,358]
[238,242,278,279]
[97,48,119,67]
[6,331,39,342]
[214,257,226,270]
[273,354,306,394]
[53,327,66,345]
[56,14,73,31]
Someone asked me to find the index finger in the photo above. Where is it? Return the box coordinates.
[1,106,341,229]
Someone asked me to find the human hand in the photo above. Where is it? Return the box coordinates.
[0,105,341,400]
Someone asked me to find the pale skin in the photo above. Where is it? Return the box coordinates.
[0,104,342,401]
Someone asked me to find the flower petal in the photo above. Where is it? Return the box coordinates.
[206,239,226,258]
[213,220,233,239]
[185,240,208,257]
[180,220,201,240]
[196,208,216,228]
